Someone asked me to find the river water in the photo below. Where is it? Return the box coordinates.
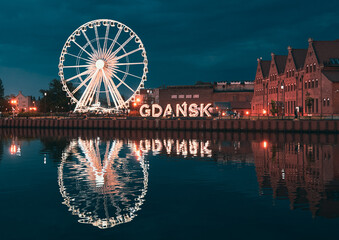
[0,129,338,240]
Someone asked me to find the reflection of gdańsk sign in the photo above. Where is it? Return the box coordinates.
[140,102,212,117]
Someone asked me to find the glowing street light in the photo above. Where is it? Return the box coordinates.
[263,109,267,115]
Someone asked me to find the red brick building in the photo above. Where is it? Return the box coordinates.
[252,38,339,117]
[138,82,254,116]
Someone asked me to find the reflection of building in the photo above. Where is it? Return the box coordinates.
[252,39,339,116]
[58,138,148,229]
[139,81,254,116]
[252,140,339,217]
[14,91,34,112]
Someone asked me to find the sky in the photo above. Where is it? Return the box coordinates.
[0,0,339,97]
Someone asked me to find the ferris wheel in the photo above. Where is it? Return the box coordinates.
[58,19,148,113]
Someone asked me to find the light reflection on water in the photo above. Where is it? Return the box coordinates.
[0,128,339,238]
[58,138,149,229]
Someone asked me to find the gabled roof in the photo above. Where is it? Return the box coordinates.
[260,60,271,78]
[312,40,339,64]
[322,71,339,82]
[274,55,287,74]
[291,49,307,69]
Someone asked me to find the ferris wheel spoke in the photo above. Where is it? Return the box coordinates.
[72,69,98,95]
[95,75,102,104]
[102,69,124,107]
[112,72,135,92]
[65,70,91,82]
[107,28,122,56]
[85,73,101,106]
[65,52,90,62]
[114,68,142,80]
[115,62,144,66]
[103,77,112,107]
[103,24,110,52]
[108,35,134,59]
[82,30,96,54]
[102,71,119,108]
[114,48,142,61]
[94,25,101,54]
[72,40,94,58]
[63,65,91,69]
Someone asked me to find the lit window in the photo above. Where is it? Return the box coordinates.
[327,98,330,106]
[179,95,184,99]
[171,95,177,99]
[186,95,192,98]
[193,94,199,98]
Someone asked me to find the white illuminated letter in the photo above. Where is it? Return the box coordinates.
[152,104,163,117]
[163,104,173,117]
[200,103,212,117]
[189,103,199,117]
[176,102,187,117]
[140,104,151,117]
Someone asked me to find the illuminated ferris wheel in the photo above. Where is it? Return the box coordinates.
[58,19,148,113]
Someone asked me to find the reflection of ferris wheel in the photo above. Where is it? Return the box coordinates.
[58,138,148,229]
[58,19,148,113]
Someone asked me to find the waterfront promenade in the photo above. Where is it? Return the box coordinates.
[0,118,338,133]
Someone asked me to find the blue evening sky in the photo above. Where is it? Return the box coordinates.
[0,0,339,97]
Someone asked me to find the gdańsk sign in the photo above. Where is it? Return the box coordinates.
[139,102,212,117]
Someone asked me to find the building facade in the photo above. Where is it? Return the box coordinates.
[252,38,339,116]
[14,91,34,112]
[138,82,254,116]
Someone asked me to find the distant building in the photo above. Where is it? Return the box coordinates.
[138,81,254,116]
[252,38,339,116]
[13,91,34,112]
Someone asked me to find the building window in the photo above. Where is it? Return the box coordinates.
[312,80,314,88]
[310,65,312,72]
[308,81,310,88]
[286,71,288,77]
[315,79,318,88]
[306,65,309,73]
[186,95,192,99]
[193,94,199,99]
[316,99,318,113]
[305,82,307,89]
[313,64,316,72]
[171,95,177,99]
[327,98,330,106]
[323,98,326,107]
[179,95,184,99]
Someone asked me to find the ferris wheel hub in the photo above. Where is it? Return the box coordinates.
[95,59,105,69]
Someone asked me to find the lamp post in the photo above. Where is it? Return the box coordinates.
[10,99,17,118]
[44,92,47,114]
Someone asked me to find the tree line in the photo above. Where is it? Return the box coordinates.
[0,78,77,113]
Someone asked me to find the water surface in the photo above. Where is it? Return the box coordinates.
[0,129,338,240]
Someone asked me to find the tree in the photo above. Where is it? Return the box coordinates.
[270,100,278,116]
[305,92,314,113]
[0,79,9,112]
[39,79,77,112]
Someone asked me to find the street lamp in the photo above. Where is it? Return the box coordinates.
[44,92,47,113]
[10,99,17,118]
